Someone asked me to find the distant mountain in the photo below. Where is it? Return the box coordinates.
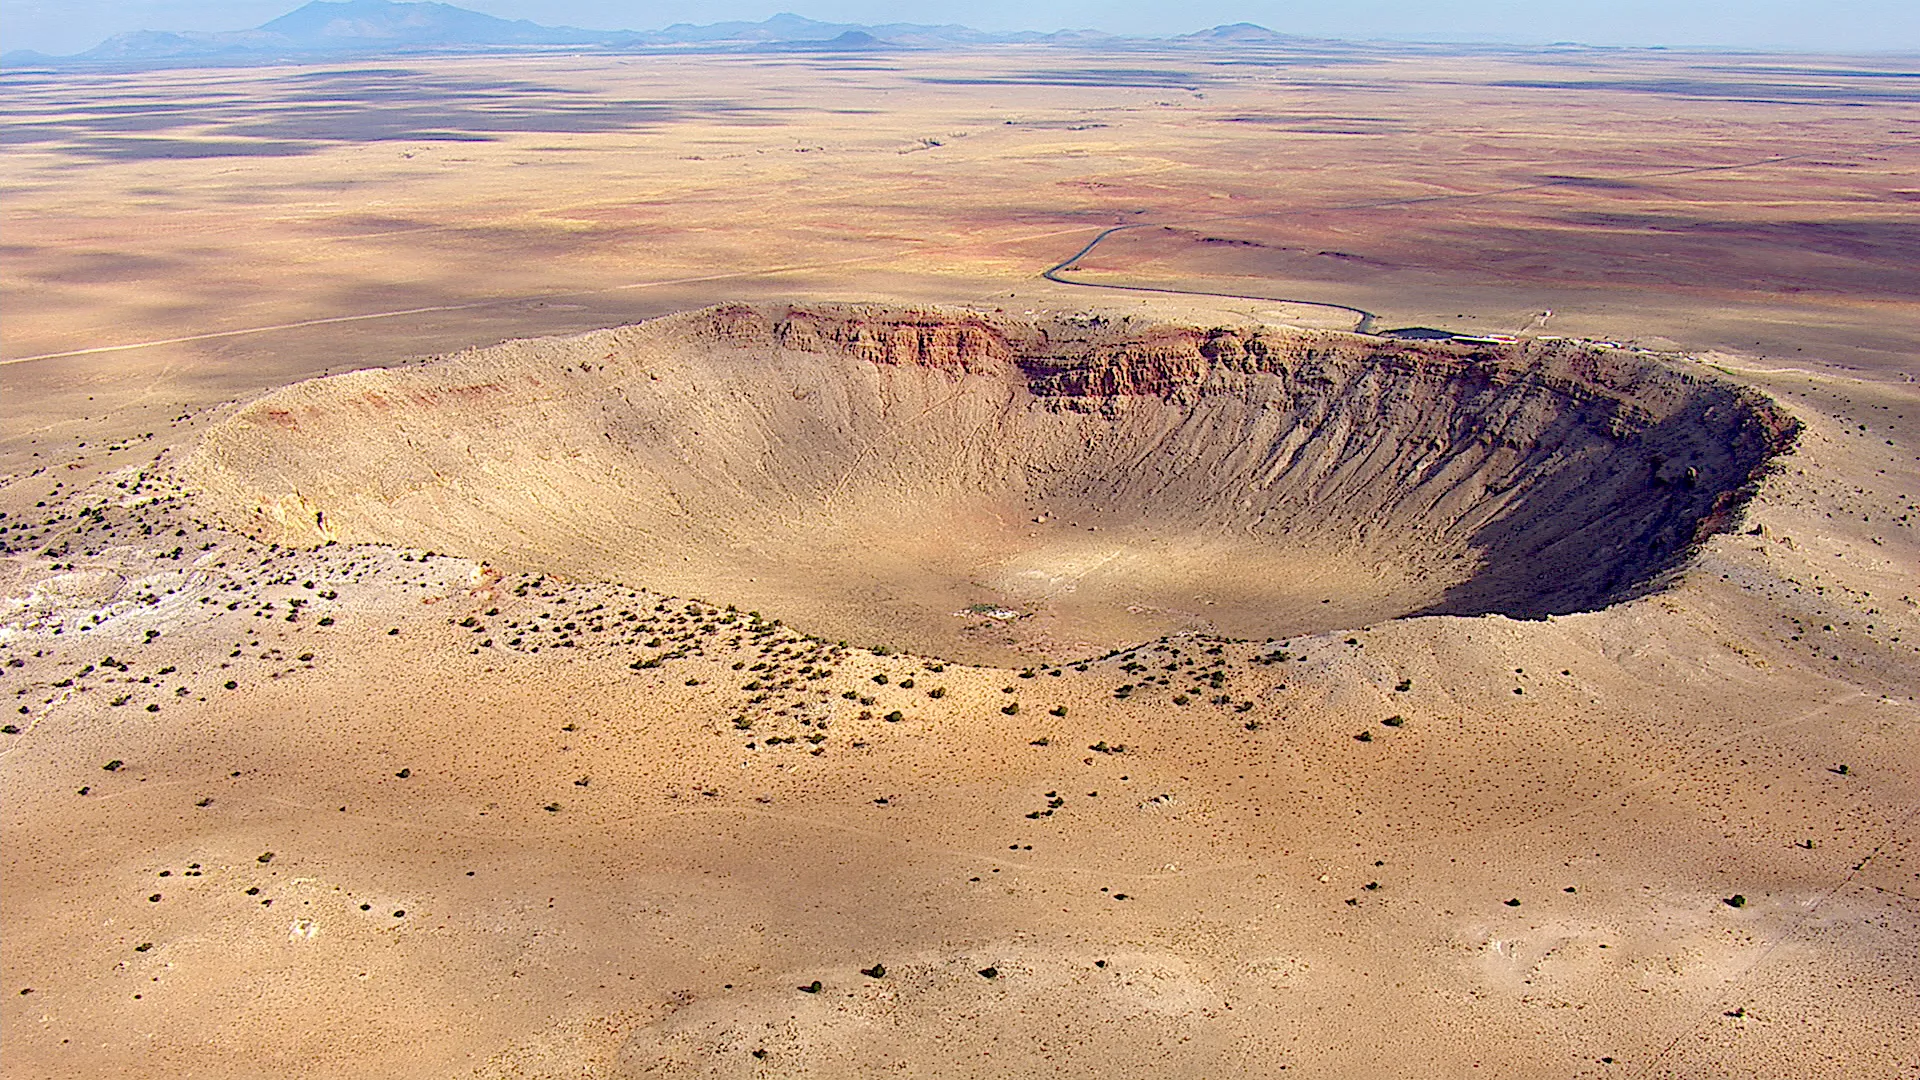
[1,0,618,67]
[0,2,1301,70]
[254,0,611,46]
[647,12,836,44]
[1177,22,1304,44]
[806,30,885,51]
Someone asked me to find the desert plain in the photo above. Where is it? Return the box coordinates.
[2,39,1918,1079]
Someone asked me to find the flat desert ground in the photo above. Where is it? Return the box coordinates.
[2,42,1918,1079]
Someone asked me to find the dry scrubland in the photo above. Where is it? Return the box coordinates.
[2,41,1919,1080]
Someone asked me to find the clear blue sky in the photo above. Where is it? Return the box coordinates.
[7,0,1917,56]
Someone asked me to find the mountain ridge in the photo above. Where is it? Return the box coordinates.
[1,0,1297,69]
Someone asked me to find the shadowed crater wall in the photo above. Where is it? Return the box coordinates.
[184,303,1795,662]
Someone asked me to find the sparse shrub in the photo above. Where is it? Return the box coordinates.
[884,711,904,723]
[1725,894,1747,909]
[927,687,946,699]
[1382,715,1405,728]
[1002,703,1020,715]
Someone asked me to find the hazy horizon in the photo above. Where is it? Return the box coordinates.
[7,0,1919,57]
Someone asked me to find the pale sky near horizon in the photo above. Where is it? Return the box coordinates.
[5,0,1916,56]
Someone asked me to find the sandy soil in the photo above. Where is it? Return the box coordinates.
[2,41,1917,1080]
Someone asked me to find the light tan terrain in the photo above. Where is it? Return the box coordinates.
[2,41,1918,1080]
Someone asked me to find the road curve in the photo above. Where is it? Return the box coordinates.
[1036,141,1915,336]
[1043,222,1377,333]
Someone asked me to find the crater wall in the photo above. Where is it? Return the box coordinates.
[184,304,1796,661]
